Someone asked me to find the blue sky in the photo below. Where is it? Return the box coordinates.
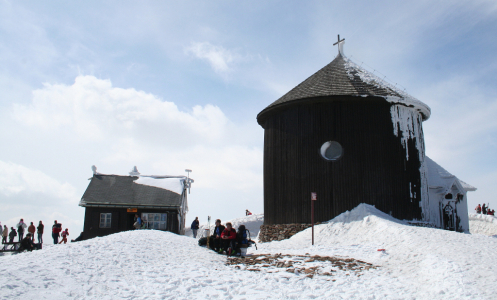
[1,0,496,231]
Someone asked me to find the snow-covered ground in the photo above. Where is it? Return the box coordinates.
[1,205,496,299]
[469,213,497,237]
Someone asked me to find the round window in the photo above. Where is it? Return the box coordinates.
[320,141,343,161]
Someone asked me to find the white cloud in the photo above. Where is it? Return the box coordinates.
[0,160,77,200]
[13,75,230,143]
[3,76,264,228]
[185,42,239,74]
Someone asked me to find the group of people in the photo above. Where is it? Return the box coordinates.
[1,219,70,251]
[208,219,250,256]
[475,204,495,216]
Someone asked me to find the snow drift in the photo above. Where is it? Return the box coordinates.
[469,213,497,237]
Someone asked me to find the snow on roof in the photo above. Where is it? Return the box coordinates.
[134,176,185,195]
[343,57,431,120]
[459,180,477,192]
[258,53,431,123]
[425,156,476,193]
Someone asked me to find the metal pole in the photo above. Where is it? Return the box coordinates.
[206,216,211,248]
[311,200,314,245]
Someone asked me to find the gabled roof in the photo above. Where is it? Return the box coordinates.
[257,53,431,122]
[425,156,477,194]
[80,174,186,208]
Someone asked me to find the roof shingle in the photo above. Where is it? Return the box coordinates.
[258,53,430,121]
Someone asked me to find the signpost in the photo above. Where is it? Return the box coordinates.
[311,192,317,245]
[206,216,211,248]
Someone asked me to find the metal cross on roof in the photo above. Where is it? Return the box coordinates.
[333,34,345,54]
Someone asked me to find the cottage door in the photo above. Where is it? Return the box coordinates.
[442,202,455,230]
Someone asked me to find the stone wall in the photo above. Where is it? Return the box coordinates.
[258,223,321,243]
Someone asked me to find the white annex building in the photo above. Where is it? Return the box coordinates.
[424,157,476,232]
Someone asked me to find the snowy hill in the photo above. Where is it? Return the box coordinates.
[469,213,497,237]
[1,204,496,299]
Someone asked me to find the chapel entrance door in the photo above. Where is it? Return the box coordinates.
[442,202,456,231]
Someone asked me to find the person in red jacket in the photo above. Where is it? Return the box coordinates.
[27,222,36,241]
[59,228,69,244]
[220,222,237,255]
[52,220,62,244]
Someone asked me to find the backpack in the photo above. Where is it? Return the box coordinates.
[198,237,208,246]
[53,223,62,233]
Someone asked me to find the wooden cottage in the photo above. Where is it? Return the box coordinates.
[79,166,192,240]
[257,39,474,233]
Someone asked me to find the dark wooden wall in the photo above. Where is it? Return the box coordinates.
[259,96,423,225]
[82,207,179,240]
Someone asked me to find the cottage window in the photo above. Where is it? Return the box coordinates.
[320,141,343,161]
[142,213,168,230]
[99,213,112,228]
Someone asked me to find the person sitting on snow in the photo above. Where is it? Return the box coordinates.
[220,222,237,255]
[209,219,225,252]
[71,232,84,242]
[19,233,36,252]
[245,209,252,216]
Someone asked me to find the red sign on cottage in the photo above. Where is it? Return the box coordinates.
[311,192,317,201]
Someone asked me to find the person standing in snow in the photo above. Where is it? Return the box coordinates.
[52,220,62,244]
[16,219,27,241]
[37,221,44,244]
[482,203,487,214]
[134,214,142,229]
[209,219,225,252]
[9,227,17,243]
[191,217,200,238]
[2,225,8,244]
[28,222,36,241]
[59,228,69,244]
[476,204,481,214]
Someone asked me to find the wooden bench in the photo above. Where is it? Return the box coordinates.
[1,242,21,252]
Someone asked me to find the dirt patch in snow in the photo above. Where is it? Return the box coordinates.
[227,253,378,279]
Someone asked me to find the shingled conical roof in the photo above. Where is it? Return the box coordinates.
[258,52,430,121]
